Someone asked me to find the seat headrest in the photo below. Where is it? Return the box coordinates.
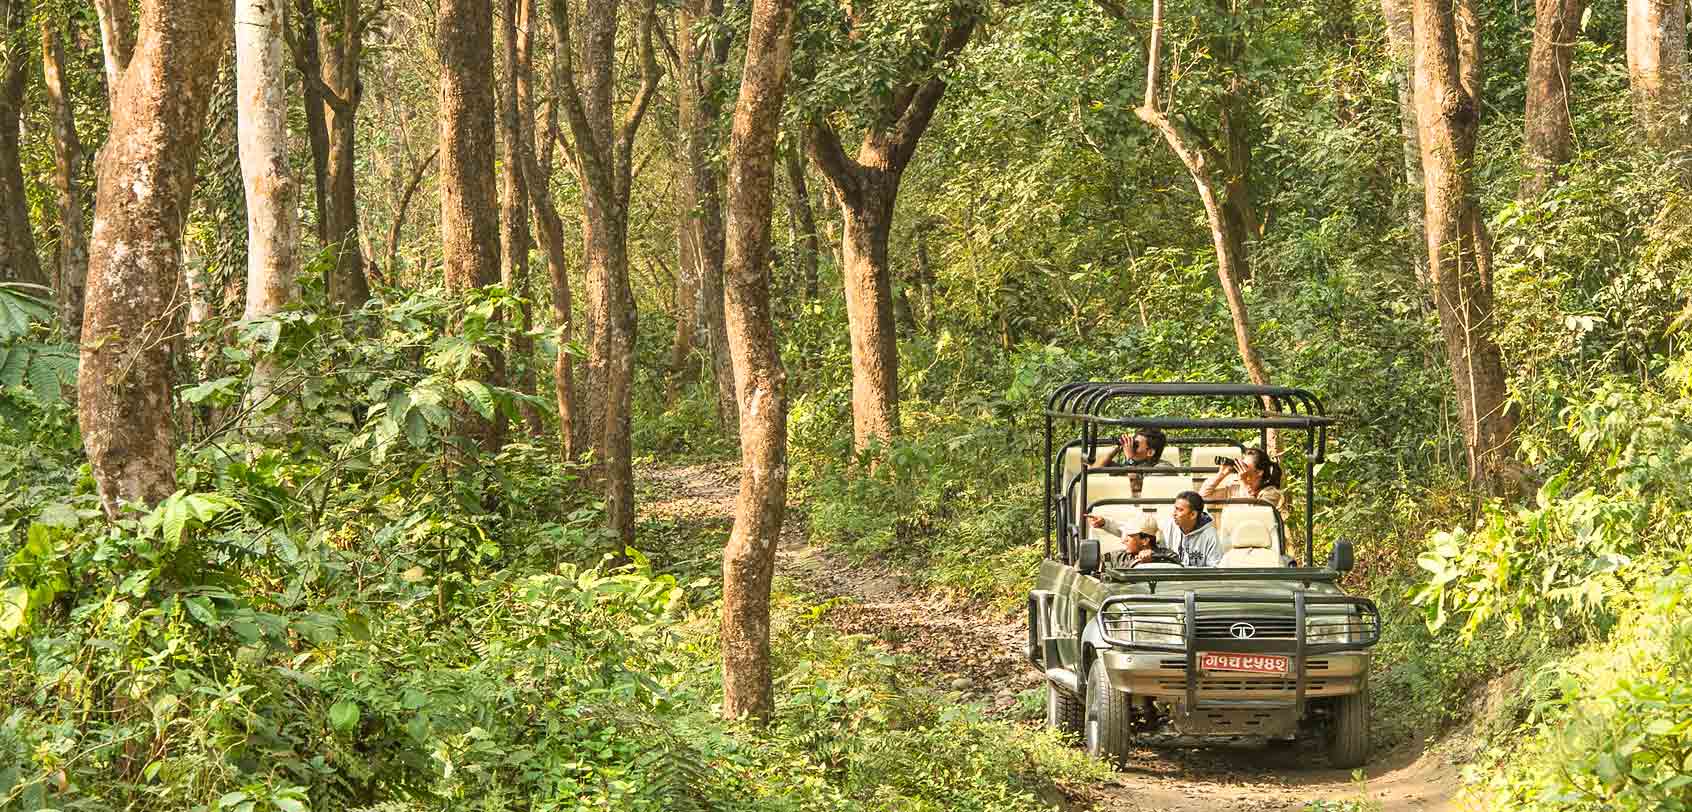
[1230,520,1273,549]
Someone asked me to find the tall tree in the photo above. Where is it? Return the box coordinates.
[501,0,542,432]
[1626,0,1688,155]
[237,0,301,418]
[40,18,88,332]
[81,0,232,515]
[675,0,737,431]
[0,0,44,287]
[1521,0,1586,199]
[720,0,795,724]
[803,4,979,452]
[289,0,378,309]
[1135,0,1275,404]
[1413,0,1521,494]
[442,0,506,453]
[547,0,662,547]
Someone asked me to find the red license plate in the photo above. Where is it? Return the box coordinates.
[1199,652,1290,674]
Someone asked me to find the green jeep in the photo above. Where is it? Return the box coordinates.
[1025,382,1379,768]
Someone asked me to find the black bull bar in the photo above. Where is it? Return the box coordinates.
[1096,590,1381,714]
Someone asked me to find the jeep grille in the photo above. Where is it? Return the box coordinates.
[1194,614,1297,639]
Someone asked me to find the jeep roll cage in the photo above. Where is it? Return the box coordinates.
[1043,381,1337,568]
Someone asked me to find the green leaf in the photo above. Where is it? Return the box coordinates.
[329,699,361,734]
[0,585,28,636]
[35,503,78,529]
[272,798,307,812]
[215,791,250,811]
[454,380,495,419]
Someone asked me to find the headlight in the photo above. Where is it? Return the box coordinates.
[1306,614,1359,643]
[1102,610,1184,645]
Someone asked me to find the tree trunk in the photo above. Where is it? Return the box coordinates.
[837,184,901,448]
[80,0,232,516]
[292,0,330,244]
[1136,0,1274,399]
[1382,0,1428,285]
[1627,0,1688,154]
[502,0,543,433]
[520,54,577,460]
[441,0,506,454]
[805,10,975,454]
[321,7,369,307]
[0,0,44,287]
[720,0,795,725]
[783,140,819,299]
[668,205,699,400]
[41,20,89,335]
[677,0,738,432]
[1413,0,1521,495]
[1521,0,1586,199]
[548,0,661,548]
[237,0,300,421]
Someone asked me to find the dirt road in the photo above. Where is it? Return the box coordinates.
[640,462,1464,812]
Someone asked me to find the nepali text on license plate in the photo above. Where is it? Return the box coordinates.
[1199,652,1290,674]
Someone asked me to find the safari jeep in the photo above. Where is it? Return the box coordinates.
[1024,382,1380,768]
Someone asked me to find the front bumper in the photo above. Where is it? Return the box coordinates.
[1098,650,1368,700]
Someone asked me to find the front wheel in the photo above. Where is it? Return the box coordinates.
[1046,680,1084,736]
[1084,659,1133,765]
[1327,692,1370,769]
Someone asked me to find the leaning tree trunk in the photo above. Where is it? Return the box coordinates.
[720,0,795,725]
[501,0,542,433]
[1413,0,1521,495]
[441,0,506,454]
[1136,0,1275,409]
[80,0,233,516]
[520,91,578,460]
[0,0,44,287]
[237,0,301,421]
[1626,0,1688,155]
[1521,0,1586,199]
[41,20,89,334]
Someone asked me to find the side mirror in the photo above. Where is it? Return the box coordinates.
[1078,537,1101,574]
[1329,539,1355,573]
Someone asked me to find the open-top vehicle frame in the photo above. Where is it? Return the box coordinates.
[1025,382,1381,768]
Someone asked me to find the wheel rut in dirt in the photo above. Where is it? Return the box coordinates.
[638,462,1463,812]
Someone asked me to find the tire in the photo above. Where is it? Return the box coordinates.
[1046,679,1084,736]
[1083,659,1133,765]
[1327,692,1370,769]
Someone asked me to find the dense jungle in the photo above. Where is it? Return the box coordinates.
[0,0,1689,808]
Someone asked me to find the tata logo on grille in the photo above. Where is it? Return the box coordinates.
[1228,622,1257,639]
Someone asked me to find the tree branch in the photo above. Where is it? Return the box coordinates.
[546,0,613,196]
[616,0,663,195]
[806,118,859,206]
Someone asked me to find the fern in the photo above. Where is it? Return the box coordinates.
[0,284,51,342]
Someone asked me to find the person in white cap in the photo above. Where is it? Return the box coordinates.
[1086,511,1178,567]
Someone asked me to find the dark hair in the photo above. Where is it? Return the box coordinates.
[1242,448,1283,489]
[1136,427,1168,459]
[1175,490,1204,513]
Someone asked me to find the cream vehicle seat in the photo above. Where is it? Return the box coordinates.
[1221,520,1279,567]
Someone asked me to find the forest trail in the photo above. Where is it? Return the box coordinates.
[639,462,1464,812]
